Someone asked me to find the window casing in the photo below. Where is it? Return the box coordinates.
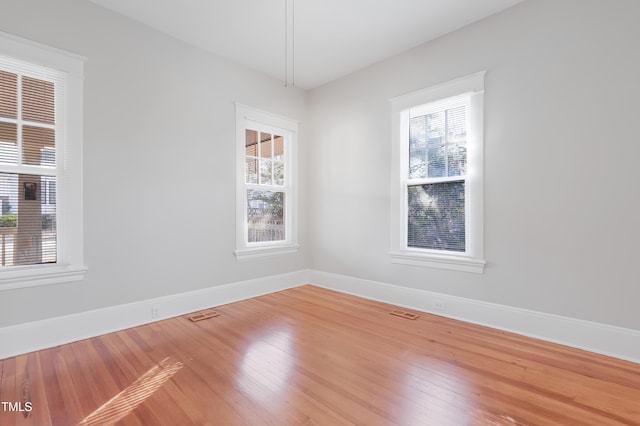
[390,72,485,273]
[0,31,86,290]
[235,104,298,260]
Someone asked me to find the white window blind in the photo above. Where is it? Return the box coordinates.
[390,72,485,273]
[0,31,86,290]
[407,101,468,252]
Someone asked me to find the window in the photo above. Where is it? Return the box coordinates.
[235,104,298,260]
[0,32,86,289]
[390,72,486,273]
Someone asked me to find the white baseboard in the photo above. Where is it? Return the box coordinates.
[0,270,310,360]
[3,268,639,365]
[308,270,640,364]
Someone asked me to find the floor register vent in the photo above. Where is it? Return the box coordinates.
[188,309,220,322]
[389,310,420,320]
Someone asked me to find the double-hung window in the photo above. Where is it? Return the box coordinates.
[390,72,486,273]
[0,32,85,289]
[235,104,298,260]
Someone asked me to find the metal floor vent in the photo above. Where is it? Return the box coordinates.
[188,309,220,322]
[389,310,420,320]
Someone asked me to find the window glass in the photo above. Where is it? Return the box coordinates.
[235,104,298,259]
[407,182,465,252]
[247,190,285,243]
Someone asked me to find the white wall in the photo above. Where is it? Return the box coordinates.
[0,0,309,327]
[307,0,640,330]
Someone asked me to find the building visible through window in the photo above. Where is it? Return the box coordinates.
[245,129,286,243]
[235,104,299,260]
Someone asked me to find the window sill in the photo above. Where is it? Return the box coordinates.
[0,264,88,291]
[390,250,485,274]
[235,244,300,261]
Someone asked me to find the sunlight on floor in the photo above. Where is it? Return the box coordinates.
[77,357,183,426]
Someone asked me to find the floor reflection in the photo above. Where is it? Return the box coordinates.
[236,326,294,405]
[399,359,476,425]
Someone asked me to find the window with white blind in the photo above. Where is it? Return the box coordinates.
[390,72,486,273]
[0,32,86,289]
[235,104,299,260]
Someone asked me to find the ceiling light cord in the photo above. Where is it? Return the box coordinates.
[292,0,295,87]
[284,0,295,87]
[284,0,287,87]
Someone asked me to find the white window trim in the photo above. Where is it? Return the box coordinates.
[234,103,299,260]
[0,31,87,290]
[389,72,486,274]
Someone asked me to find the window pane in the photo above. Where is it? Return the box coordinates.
[274,161,284,186]
[0,70,17,119]
[245,158,258,183]
[447,105,467,177]
[407,181,465,252]
[22,76,55,125]
[245,129,258,157]
[427,111,445,178]
[409,116,426,179]
[48,181,56,205]
[23,125,55,166]
[273,135,284,160]
[447,143,467,177]
[259,159,272,185]
[0,173,56,267]
[247,189,284,243]
[0,121,17,164]
[447,105,467,144]
[260,132,272,159]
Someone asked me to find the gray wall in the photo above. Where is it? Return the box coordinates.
[307,0,640,330]
[2,0,639,334]
[0,0,309,326]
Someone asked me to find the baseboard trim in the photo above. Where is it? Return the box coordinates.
[308,270,640,364]
[0,270,309,360]
[3,268,639,364]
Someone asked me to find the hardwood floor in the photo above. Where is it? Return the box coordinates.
[1,284,639,425]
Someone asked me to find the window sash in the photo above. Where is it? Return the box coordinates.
[235,103,299,259]
[403,98,471,255]
[243,123,290,246]
[0,58,61,269]
[390,71,485,273]
[0,30,86,289]
[406,180,466,253]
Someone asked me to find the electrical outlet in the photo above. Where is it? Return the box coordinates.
[151,307,159,319]
[433,300,447,312]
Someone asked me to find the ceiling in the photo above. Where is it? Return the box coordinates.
[88,0,524,89]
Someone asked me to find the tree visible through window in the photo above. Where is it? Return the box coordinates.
[235,104,299,260]
[407,181,465,251]
[390,72,485,273]
[245,129,286,243]
[407,104,467,252]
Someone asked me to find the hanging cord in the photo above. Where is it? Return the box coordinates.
[284,0,295,87]
[284,0,288,86]
[292,0,295,87]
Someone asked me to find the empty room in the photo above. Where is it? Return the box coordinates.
[1,0,639,424]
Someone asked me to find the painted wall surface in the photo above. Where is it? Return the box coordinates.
[1,0,639,336]
[0,0,309,326]
[307,0,640,330]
